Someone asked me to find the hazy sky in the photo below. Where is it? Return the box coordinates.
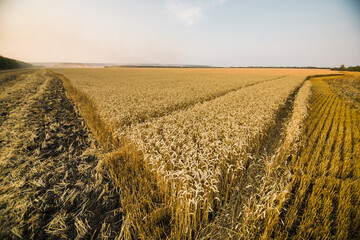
[1,0,360,67]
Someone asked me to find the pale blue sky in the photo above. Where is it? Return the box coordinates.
[1,0,359,67]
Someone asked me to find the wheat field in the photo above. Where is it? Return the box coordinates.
[1,67,359,239]
[263,75,360,239]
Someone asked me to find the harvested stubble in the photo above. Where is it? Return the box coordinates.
[263,74,360,240]
[0,70,122,239]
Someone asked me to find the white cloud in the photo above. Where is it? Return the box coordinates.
[166,0,227,26]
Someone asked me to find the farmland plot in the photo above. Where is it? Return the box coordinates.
[53,68,332,130]
[121,75,306,236]
[262,75,360,240]
[52,67,340,238]
[4,67,354,239]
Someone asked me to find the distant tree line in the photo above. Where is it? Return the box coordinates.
[332,64,360,72]
[0,55,32,70]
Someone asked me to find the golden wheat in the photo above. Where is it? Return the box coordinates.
[266,75,360,240]
[53,68,332,130]
[118,75,306,236]
[49,67,346,239]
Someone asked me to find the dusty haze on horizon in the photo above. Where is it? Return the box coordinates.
[1,0,360,67]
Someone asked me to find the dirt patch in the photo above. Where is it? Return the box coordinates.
[0,70,122,239]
